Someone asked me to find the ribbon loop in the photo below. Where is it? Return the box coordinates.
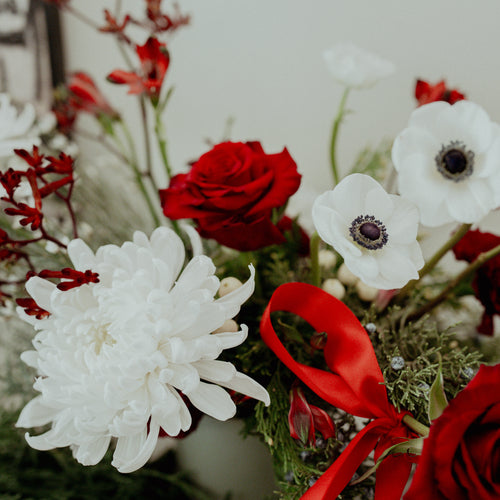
[260,282,415,499]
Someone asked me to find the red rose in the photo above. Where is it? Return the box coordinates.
[415,79,466,106]
[405,364,500,499]
[160,141,301,251]
[453,229,500,336]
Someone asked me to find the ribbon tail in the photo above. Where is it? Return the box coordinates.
[375,455,413,500]
[301,419,388,500]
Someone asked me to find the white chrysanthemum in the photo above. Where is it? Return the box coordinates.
[392,101,500,227]
[312,174,424,289]
[323,43,395,89]
[16,227,269,473]
[0,94,40,158]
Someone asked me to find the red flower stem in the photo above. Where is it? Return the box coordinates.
[329,87,350,186]
[402,414,429,437]
[310,232,321,288]
[396,223,472,302]
[408,242,500,322]
[64,4,101,31]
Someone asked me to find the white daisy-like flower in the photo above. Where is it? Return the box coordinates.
[16,227,270,473]
[323,43,395,89]
[392,101,500,227]
[312,174,424,289]
[0,94,40,158]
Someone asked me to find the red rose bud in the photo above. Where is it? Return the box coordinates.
[68,72,118,119]
[415,79,466,107]
[453,229,500,335]
[310,331,328,350]
[310,405,336,441]
[160,141,301,251]
[288,386,315,446]
[107,37,170,104]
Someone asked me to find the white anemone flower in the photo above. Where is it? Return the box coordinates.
[323,43,395,89]
[312,174,424,289]
[0,94,40,158]
[392,101,500,226]
[16,227,269,473]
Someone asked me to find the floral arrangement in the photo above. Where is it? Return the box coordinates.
[1,2,500,499]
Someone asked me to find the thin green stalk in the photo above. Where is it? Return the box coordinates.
[408,242,500,322]
[119,121,161,227]
[397,223,472,301]
[139,97,158,191]
[154,102,174,181]
[402,414,429,437]
[64,5,101,30]
[310,232,321,288]
[329,87,350,186]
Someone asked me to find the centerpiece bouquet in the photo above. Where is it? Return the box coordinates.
[1,1,499,499]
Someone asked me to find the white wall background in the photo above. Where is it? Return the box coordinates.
[62,0,500,198]
[60,2,500,498]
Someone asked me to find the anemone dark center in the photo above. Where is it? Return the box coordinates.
[350,215,388,250]
[435,141,474,182]
[359,222,381,241]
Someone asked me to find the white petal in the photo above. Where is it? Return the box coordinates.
[73,436,111,466]
[215,372,270,406]
[186,382,236,421]
[215,265,255,318]
[16,396,57,428]
[112,421,160,473]
[25,277,56,312]
[67,239,96,270]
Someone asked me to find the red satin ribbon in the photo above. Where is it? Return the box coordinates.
[260,282,416,499]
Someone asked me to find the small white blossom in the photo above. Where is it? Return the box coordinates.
[355,281,379,302]
[392,101,500,226]
[16,227,269,473]
[322,278,345,300]
[313,174,424,290]
[318,249,337,269]
[0,94,40,158]
[337,263,359,286]
[218,277,243,297]
[323,43,395,89]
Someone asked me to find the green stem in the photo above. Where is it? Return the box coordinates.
[154,105,174,181]
[397,223,472,301]
[64,4,101,30]
[139,96,158,191]
[408,242,500,322]
[119,121,161,227]
[402,414,429,437]
[310,232,321,288]
[329,87,350,186]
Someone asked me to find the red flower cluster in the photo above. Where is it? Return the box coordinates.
[145,0,190,33]
[405,364,500,499]
[1,148,74,231]
[288,385,335,447]
[415,79,466,106]
[38,268,100,291]
[108,37,170,104]
[16,298,51,319]
[160,141,302,251]
[453,229,500,335]
[68,72,118,119]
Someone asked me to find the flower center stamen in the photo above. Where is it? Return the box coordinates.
[349,215,388,250]
[435,141,474,182]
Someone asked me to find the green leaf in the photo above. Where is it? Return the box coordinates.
[428,358,448,422]
[351,437,424,485]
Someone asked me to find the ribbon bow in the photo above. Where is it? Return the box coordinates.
[260,282,417,499]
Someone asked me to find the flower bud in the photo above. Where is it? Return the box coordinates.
[318,249,337,268]
[322,278,345,300]
[218,277,243,297]
[213,319,239,333]
[355,281,378,302]
[337,263,358,286]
